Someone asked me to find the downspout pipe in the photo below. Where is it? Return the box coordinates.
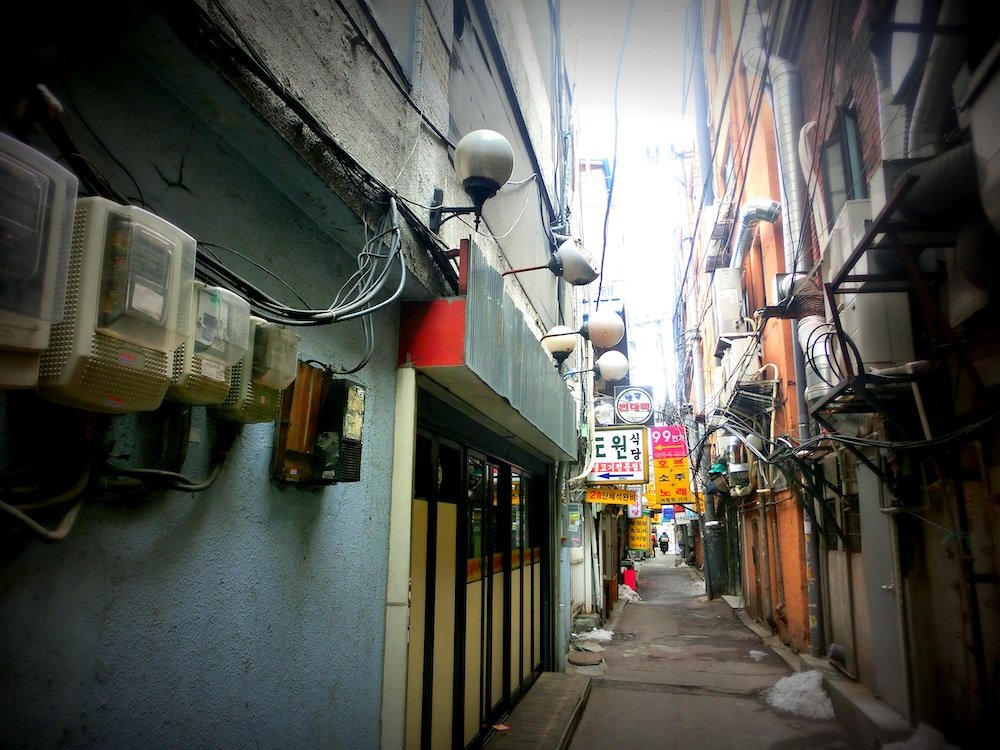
[690,330,705,415]
[742,3,807,272]
[743,2,825,656]
[688,0,715,206]
[729,199,781,269]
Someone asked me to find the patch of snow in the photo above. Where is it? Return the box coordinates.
[882,724,961,750]
[749,649,768,662]
[575,641,605,652]
[574,628,614,642]
[685,579,705,595]
[762,670,834,720]
[618,584,641,602]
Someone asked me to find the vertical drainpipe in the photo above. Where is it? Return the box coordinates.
[689,0,715,206]
[690,330,705,415]
[742,1,825,656]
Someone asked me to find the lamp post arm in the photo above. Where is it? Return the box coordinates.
[502,263,549,276]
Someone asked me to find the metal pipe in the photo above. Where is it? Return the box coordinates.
[688,0,715,206]
[690,330,705,414]
[759,494,773,630]
[909,0,970,157]
[729,199,781,269]
[743,3,807,272]
[767,492,786,621]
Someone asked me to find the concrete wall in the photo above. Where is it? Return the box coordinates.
[0,9,401,747]
[2,2,571,747]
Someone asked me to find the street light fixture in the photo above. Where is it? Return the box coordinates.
[429,129,515,232]
[540,309,625,366]
[504,240,598,286]
[564,350,630,382]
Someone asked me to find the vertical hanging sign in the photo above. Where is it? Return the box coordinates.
[650,424,691,506]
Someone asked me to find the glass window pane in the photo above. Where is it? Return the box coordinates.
[844,111,867,199]
[467,457,484,560]
[511,470,522,552]
[822,137,847,229]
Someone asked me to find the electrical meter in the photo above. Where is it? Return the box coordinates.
[213,316,298,423]
[36,197,196,412]
[0,133,78,388]
[168,281,251,404]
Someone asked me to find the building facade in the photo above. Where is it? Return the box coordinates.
[677,0,999,744]
[0,2,594,748]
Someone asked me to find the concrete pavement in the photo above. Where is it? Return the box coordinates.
[566,553,860,750]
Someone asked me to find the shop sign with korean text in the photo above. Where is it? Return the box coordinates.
[653,455,691,503]
[650,424,687,458]
[585,487,637,505]
[588,426,649,485]
[613,385,654,425]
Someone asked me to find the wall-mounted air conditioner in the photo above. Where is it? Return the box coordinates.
[0,133,78,389]
[723,335,761,386]
[213,316,299,423]
[168,282,251,405]
[37,197,195,412]
[823,199,914,372]
[712,267,743,337]
[821,199,871,280]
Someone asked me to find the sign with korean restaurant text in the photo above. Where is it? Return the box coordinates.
[653,455,691,504]
[650,425,687,458]
[585,487,637,505]
[613,385,654,425]
[587,426,649,485]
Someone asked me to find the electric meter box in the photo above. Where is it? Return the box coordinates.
[273,363,365,484]
[168,281,251,405]
[0,132,78,388]
[37,197,196,412]
[251,321,299,390]
[214,316,299,423]
[560,502,584,547]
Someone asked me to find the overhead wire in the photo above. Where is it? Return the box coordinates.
[594,0,636,309]
[675,0,751,313]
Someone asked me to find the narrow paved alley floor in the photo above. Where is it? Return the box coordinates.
[567,554,859,750]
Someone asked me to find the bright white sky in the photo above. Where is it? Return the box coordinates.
[563,0,692,410]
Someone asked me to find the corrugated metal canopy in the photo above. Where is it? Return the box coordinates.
[398,241,578,462]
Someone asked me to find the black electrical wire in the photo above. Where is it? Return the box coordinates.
[177,0,458,292]
[194,198,403,327]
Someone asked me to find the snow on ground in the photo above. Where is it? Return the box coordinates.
[573,628,614,642]
[882,724,961,749]
[762,670,835,719]
[618,584,641,602]
[685,578,705,595]
[748,649,768,662]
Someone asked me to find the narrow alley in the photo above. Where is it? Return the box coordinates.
[568,556,858,750]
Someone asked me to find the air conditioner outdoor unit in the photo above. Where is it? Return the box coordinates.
[712,267,743,336]
[821,199,871,280]
[823,199,914,372]
[723,335,761,386]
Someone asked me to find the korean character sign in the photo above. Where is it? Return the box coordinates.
[650,425,687,459]
[587,426,649,485]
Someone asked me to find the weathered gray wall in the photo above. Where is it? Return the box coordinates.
[1,2,571,747]
[0,6,398,748]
